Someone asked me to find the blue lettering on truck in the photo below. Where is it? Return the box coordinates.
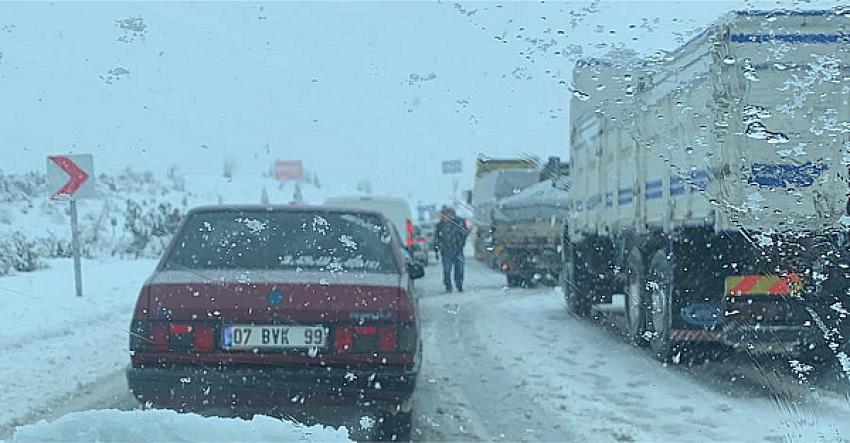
[747,162,828,188]
[645,179,663,200]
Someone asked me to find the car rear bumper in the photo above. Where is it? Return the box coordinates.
[126,364,417,411]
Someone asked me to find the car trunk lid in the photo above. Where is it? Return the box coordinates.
[146,269,404,323]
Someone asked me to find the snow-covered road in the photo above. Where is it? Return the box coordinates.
[413,260,850,442]
[4,258,850,442]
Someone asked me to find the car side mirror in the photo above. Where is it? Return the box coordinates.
[407,262,425,280]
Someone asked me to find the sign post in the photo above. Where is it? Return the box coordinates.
[69,198,82,298]
[441,160,463,205]
[47,154,95,298]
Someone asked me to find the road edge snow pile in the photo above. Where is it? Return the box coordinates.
[6,409,351,443]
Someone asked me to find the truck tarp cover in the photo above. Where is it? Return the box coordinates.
[493,179,569,223]
[471,169,539,206]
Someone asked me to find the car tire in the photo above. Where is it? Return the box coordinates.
[646,249,680,362]
[376,410,412,441]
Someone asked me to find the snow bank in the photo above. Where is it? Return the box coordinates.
[0,259,158,435]
[6,409,350,443]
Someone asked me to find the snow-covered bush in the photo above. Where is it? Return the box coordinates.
[0,231,46,275]
[0,170,45,203]
[122,199,182,258]
[0,168,187,273]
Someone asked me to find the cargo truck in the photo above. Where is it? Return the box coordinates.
[468,156,539,266]
[494,158,569,287]
[563,9,850,363]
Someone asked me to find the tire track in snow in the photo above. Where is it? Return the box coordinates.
[414,260,578,441]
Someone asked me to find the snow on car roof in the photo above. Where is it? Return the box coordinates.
[185,204,388,218]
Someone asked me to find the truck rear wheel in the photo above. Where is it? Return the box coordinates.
[506,274,525,287]
[562,242,591,316]
[625,247,648,345]
[646,249,680,362]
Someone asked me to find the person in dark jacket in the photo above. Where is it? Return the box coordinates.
[434,207,469,293]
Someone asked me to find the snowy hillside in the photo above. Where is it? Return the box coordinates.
[0,169,344,276]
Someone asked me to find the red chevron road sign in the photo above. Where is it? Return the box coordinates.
[47,154,95,200]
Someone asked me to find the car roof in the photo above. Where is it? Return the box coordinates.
[185,204,388,219]
[324,195,409,204]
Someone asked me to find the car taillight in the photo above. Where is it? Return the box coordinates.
[193,324,215,352]
[355,325,378,335]
[150,322,169,352]
[378,327,397,352]
[397,324,417,353]
[354,326,379,352]
[405,219,414,247]
[336,325,402,353]
[130,320,215,353]
[335,326,354,353]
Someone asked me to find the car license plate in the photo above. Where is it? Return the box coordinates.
[221,325,327,350]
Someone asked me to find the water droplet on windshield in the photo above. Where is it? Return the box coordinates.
[742,59,759,81]
[571,89,590,101]
[745,122,789,144]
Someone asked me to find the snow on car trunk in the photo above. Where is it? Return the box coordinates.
[5,409,350,442]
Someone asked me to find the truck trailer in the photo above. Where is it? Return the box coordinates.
[563,9,850,363]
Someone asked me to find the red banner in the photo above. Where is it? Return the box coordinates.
[275,160,303,180]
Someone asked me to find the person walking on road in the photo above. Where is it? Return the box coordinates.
[435,206,469,293]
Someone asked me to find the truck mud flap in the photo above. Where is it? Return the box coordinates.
[669,330,720,342]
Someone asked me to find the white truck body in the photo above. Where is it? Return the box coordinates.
[564,10,850,358]
[570,10,850,241]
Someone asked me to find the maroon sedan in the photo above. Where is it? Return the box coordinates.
[127,205,423,440]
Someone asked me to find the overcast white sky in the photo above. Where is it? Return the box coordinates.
[0,0,837,202]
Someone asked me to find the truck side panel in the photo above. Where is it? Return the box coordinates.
[567,11,850,358]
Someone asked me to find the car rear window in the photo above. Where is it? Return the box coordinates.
[163,210,399,273]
